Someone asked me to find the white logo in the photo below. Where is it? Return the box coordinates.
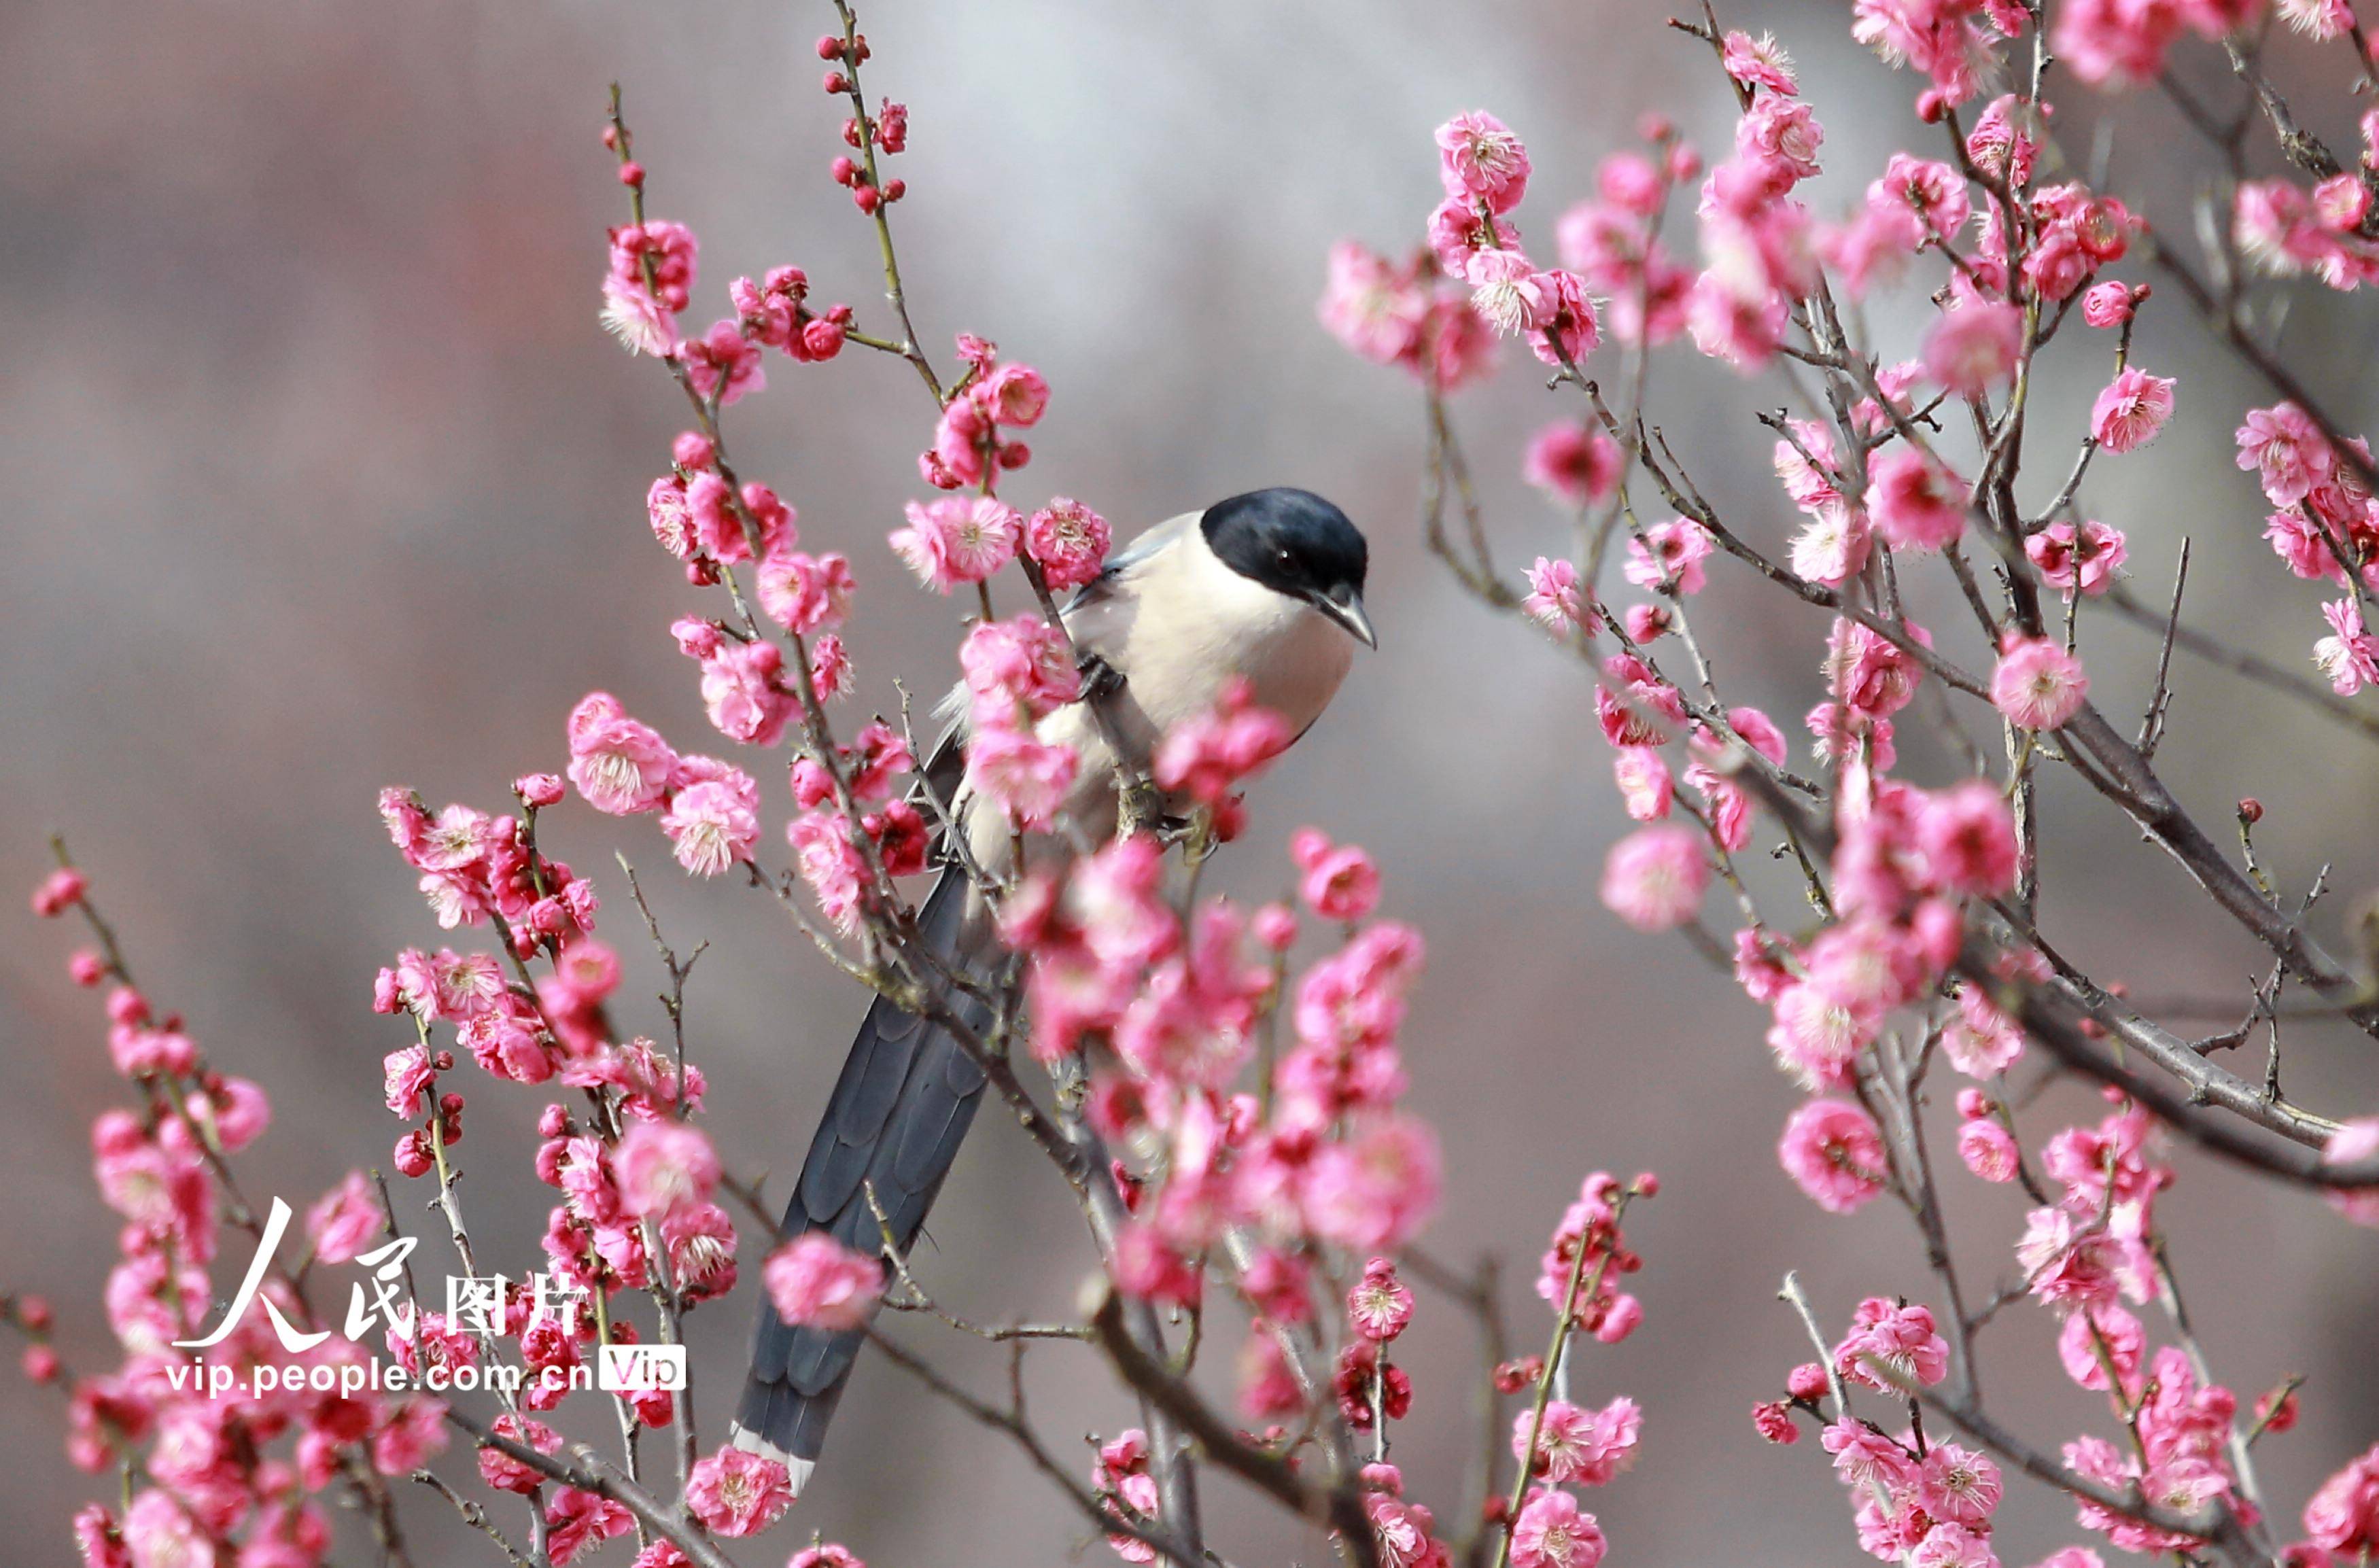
[597,1343,687,1393]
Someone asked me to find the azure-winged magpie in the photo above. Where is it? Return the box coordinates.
[731,487,1372,1487]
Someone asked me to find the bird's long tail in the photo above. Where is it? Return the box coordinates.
[730,866,994,1488]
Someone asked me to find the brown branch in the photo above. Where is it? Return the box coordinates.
[1092,1293,1381,1568]
[865,1328,1202,1567]
[447,1409,739,1568]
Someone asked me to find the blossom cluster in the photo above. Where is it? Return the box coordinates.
[1326,3,2379,1566]
[28,865,454,1568]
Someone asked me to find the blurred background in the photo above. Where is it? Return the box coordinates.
[5,0,2377,1561]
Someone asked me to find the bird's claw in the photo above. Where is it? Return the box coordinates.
[1079,653,1127,703]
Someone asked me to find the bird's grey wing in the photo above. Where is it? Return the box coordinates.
[1060,511,1196,618]
[1060,510,1200,670]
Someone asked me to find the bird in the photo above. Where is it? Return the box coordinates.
[731,486,1374,1489]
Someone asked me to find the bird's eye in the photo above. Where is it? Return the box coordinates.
[1275,546,1295,568]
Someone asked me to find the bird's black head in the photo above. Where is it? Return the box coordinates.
[1200,487,1376,648]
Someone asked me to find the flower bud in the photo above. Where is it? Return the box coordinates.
[394,1131,434,1178]
[515,773,566,809]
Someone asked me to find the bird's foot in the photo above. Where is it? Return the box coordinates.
[1079,652,1128,704]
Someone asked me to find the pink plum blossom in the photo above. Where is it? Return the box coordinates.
[1991,636,2089,729]
[1599,825,1706,930]
[2090,368,2176,453]
[763,1232,884,1330]
[684,1446,793,1537]
[1779,1098,1888,1213]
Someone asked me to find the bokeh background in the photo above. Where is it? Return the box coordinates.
[5,0,2377,1561]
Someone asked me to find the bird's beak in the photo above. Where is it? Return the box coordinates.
[1313,585,1377,650]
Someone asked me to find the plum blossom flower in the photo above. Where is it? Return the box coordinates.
[1924,302,2024,397]
[1824,1418,1917,1489]
[2090,368,2176,453]
[1599,825,1706,930]
[1527,269,1603,367]
[2304,1442,2379,1552]
[682,319,765,406]
[1524,425,1622,506]
[2314,597,2379,695]
[1622,519,1716,595]
[1958,1116,2020,1182]
[1464,249,1557,337]
[1866,447,1966,551]
[1792,505,1872,586]
[966,725,1081,829]
[1911,1522,1997,1568]
[544,1484,638,1561]
[763,1232,884,1330]
[1152,681,1293,805]
[612,1120,720,1220]
[1319,242,1427,366]
[2026,519,2127,595]
[1515,1397,1642,1486]
[659,771,760,877]
[1347,1257,1414,1340]
[2280,0,2357,39]
[2058,1302,2146,1394]
[1917,781,2021,896]
[121,1491,211,1568]
[1523,558,1587,632]
[601,220,696,355]
[1779,1098,1888,1213]
[305,1171,383,1266]
[1026,498,1112,589]
[31,867,86,917]
[1436,111,1532,213]
[1306,1115,1442,1251]
[960,615,1081,722]
[1293,829,1383,922]
[2237,402,2331,505]
[566,693,676,815]
[479,1413,562,1495]
[1992,636,2089,729]
[890,496,1022,591]
[694,639,796,748]
[1723,30,1798,94]
[1835,1298,1950,1391]
[1614,748,1673,822]
[684,1446,793,1537]
[1509,1488,1605,1568]
[757,550,856,635]
[2017,1204,2149,1310]
[2053,0,2191,86]
[2081,281,2136,327]
[1737,96,1824,183]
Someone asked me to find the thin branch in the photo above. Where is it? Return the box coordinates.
[1092,1293,1381,1568]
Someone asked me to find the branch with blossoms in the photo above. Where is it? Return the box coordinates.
[1321,3,2379,1567]
[12,10,1682,1568]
